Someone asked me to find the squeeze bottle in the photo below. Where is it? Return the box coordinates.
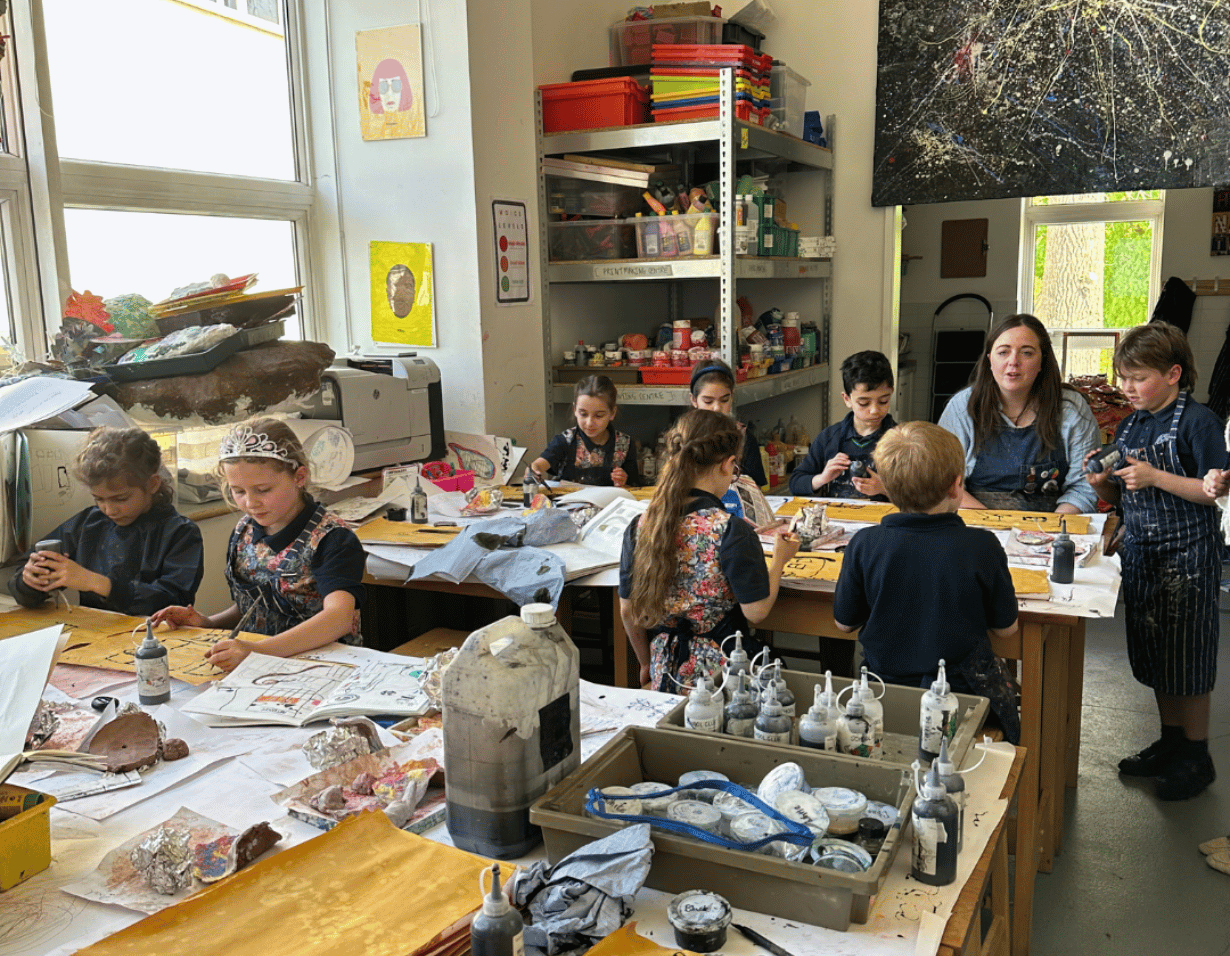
[410,470,428,525]
[857,666,885,751]
[723,672,758,738]
[684,674,724,733]
[470,864,525,956]
[759,661,796,717]
[797,680,838,751]
[919,659,959,762]
[934,736,966,854]
[721,631,752,701]
[836,694,878,759]
[910,760,958,886]
[753,683,792,744]
[135,621,171,706]
[1050,517,1075,584]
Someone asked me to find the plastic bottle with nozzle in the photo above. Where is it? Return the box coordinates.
[753,682,792,744]
[919,659,959,763]
[470,863,525,956]
[798,677,838,751]
[723,671,759,738]
[910,760,958,886]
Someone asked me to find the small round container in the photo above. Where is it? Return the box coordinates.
[667,890,731,953]
[667,801,722,835]
[757,762,809,807]
[730,810,785,855]
[563,350,576,363]
[812,787,868,836]
[857,817,888,857]
[587,787,642,820]
[670,349,691,368]
[630,781,677,818]
[863,800,900,828]
[812,837,875,873]
[782,313,801,348]
[672,320,692,350]
[605,350,623,365]
[677,770,728,803]
[712,791,757,835]
[774,789,830,838]
[652,350,670,367]
[690,328,707,347]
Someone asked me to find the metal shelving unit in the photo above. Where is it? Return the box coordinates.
[534,72,834,430]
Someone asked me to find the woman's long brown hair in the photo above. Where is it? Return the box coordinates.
[627,409,742,629]
[967,313,1067,454]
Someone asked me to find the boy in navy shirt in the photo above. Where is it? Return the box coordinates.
[789,350,897,499]
[834,421,1021,740]
[1088,322,1224,800]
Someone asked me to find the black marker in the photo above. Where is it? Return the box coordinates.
[731,924,801,956]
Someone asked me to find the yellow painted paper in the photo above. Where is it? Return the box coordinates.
[356,518,461,547]
[823,501,900,522]
[589,923,703,956]
[0,606,147,647]
[778,498,1090,534]
[778,553,844,582]
[76,812,490,956]
[371,241,435,347]
[1010,567,1051,596]
[356,24,426,141]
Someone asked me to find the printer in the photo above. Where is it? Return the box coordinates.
[302,353,445,471]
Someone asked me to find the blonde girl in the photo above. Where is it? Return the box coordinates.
[9,426,203,615]
[150,417,365,672]
[531,375,640,487]
[618,409,799,690]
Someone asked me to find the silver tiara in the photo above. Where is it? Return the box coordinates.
[218,425,298,464]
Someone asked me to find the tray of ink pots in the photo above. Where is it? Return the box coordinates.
[530,725,915,931]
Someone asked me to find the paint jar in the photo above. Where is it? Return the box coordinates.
[670,349,691,368]
[782,313,802,347]
[672,320,692,350]
[667,800,722,835]
[629,781,678,818]
[774,789,830,838]
[757,762,809,806]
[563,350,576,365]
[667,890,731,953]
[712,790,757,835]
[857,816,888,858]
[586,787,642,821]
[652,350,670,367]
[677,769,729,803]
[812,787,868,836]
[730,810,786,855]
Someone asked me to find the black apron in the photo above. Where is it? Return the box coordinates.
[560,429,630,486]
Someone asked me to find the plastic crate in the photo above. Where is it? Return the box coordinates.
[546,177,647,219]
[530,726,914,930]
[547,218,638,261]
[632,212,719,259]
[652,101,769,124]
[611,16,725,67]
[769,63,811,138]
[722,20,764,51]
[539,78,650,134]
[641,364,745,385]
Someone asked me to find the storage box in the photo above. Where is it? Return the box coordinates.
[632,212,719,259]
[640,364,747,385]
[548,218,638,261]
[0,785,57,891]
[769,63,811,138]
[540,78,651,133]
[611,16,725,67]
[432,470,474,493]
[546,177,647,219]
[658,669,989,769]
[530,727,913,930]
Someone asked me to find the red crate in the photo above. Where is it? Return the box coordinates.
[539,77,651,133]
[652,101,769,125]
[640,365,747,385]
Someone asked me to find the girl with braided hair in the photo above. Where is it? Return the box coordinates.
[618,409,799,691]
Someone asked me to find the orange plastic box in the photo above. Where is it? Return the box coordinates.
[540,78,651,133]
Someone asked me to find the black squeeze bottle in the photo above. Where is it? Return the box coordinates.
[1085,445,1123,474]
[471,864,525,956]
[910,760,958,886]
[1050,517,1074,584]
[410,471,428,524]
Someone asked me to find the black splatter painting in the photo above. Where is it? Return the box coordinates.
[872,1,1230,206]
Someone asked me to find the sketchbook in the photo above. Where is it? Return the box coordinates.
[181,652,432,727]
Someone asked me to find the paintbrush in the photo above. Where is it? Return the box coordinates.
[219,601,260,644]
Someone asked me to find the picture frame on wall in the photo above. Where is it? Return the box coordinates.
[356,24,427,141]
[1213,187,1230,257]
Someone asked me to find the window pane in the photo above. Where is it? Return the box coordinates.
[45,0,295,180]
[0,204,12,356]
[63,209,300,339]
[1032,191,1162,206]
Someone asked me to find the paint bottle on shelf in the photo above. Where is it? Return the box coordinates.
[135,620,171,706]
[919,659,959,763]
[1050,517,1075,584]
[857,666,885,753]
[410,469,428,525]
[470,864,525,956]
[910,760,959,886]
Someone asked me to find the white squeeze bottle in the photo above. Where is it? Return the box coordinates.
[721,631,752,701]
[759,661,796,717]
[753,683,792,744]
[919,659,959,763]
[684,674,725,733]
[797,679,838,751]
[471,864,525,956]
[837,692,879,759]
[723,672,759,738]
[857,666,885,753]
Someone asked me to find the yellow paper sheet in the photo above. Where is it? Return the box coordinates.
[779,499,1091,534]
[76,811,489,956]
[823,501,900,523]
[778,553,844,582]
[589,923,702,956]
[356,517,462,547]
[0,606,148,647]
[1010,567,1051,596]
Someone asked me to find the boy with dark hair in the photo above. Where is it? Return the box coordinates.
[1087,321,1224,800]
[834,421,1021,741]
[789,350,897,499]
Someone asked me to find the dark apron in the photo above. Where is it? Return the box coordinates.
[561,430,628,486]
[225,501,328,635]
[1118,392,1220,695]
[651,604,760,693]
[968,421,1067,513]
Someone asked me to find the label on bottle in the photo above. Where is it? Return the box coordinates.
[754,726,791,743]
[411,492,428,523]
[912,817,949,876]
[644,226,660,257]
[920,704,955,757]
[824,732,838,751]
[687,713,721,732]
[136,655,170,702]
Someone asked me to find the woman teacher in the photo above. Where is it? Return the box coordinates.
[939,314,1101,514]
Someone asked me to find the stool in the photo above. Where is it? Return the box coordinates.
[388,627,469,657]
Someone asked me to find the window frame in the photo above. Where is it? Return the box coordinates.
[1,0,319,361]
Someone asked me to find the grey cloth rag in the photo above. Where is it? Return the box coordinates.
[405,510,578,607]
[509,824,655,955]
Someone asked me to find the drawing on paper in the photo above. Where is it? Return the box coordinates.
[356,24,426,141]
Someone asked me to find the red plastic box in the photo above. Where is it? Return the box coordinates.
[540,77,651,133]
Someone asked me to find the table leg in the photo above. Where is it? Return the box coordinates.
[1039,623,1068,869]
[1012,622,1043,956]
[609,590,637,688]
[1065,619,1086,789]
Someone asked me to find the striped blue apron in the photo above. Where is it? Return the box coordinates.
[1118,391,1219,695]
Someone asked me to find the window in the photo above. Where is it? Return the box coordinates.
[1021,192,1164,380]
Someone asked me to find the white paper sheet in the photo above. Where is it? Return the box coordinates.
[0,377,96,433]
[0,624,66,781]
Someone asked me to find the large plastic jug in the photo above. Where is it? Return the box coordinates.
[443,603,580,858]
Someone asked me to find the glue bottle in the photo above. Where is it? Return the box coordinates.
[910,760,958,886]
[934,736,966,854]
[1050,517,1075,584]
[721,631,752,701]
[837,692,879,759]
[857,666,885,752]
[723,672,759,738]
[759,661,796,717]
[684,674,725,733]
[411,469,428,525]
[797,677,838,751]
[471,863,525,956]
[1085,445,1123,474]
[919,659,959,763]
[135,621,171,706]
[753,683,792,744]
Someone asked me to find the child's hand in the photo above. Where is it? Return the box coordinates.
[1083,448,1113,488]
[149,605,209,630]
[772,531,801,564]
[23,551,89,593]
[204,638,253,673]
[611,467,628,488]
[852,471,885,498]
[817,454,850,489]
[1203,468,1230,499]
[1113,455,1157,491]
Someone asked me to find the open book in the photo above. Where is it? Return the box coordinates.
[181,652,432,727]
[548,495,649,581]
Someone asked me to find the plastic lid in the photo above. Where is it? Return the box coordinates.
[936,735,956,775]
[667,889,731,934]
[921,761,947,801]
[140,626,160,650]
[481,864,510,917]
[520,603,556,628]
[931,659,950,697]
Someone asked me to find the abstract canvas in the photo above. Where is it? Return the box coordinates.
[873,2,1230,206]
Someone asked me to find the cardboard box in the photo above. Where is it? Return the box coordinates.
[659,669,989,769]
[0,785,57,891]
[530,727,914,930]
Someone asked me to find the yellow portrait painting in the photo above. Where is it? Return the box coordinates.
[370,241,435,347]
[356,24,426,141]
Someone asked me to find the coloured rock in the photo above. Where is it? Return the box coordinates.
[192,822,282,884]
[310,785,347,812]
[351,772,378,795]
[130,827,193,894]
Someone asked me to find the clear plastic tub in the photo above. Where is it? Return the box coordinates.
[610,16,725,67]
[548,218,638,261]
[546,176,646,219]
[769,63,811,138]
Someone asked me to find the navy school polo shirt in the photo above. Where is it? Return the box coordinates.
[1115,395,1227,478]
[833,511,1018,680]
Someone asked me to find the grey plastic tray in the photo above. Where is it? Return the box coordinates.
[103,320,284,382]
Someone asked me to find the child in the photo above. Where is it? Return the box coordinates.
[690,359,768,492]
[1087,323,1224,800]
[789,350,897,499]
[619,409,799,691]
[150,417,366,673]
[833,421,1021,741]
[532,375,639,487]
[8,426,203,616]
